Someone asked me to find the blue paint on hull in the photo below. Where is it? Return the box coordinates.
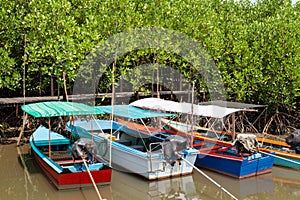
[274,156,300,169]
[195,152,274,178]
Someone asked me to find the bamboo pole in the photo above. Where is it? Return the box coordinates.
[232,113,236,140]
[17,146,33,185]
[17,113,28,146]
[63,72,69,102]
[82,156,103,200]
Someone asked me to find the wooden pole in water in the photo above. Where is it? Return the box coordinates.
[81,156,103,200]
[17,113,28,146]
[17,146,33,185]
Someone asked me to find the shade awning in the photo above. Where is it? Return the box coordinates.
[98,105,176,119]
[199,100,266,109]
[21,101,104,118]
[130,98,254,119]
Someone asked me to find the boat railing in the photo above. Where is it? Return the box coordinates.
[148,142,165,172]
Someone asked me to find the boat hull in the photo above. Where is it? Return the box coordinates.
[161,119,275,178]
[195,152,274,179]
[102,143,197,180]
[30,126,112,190]
[259,148,300,169]
[31,148,112,189]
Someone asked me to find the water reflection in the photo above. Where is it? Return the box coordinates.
[111,171,199,200]
[191,169,274,199]
[1,143,300,200]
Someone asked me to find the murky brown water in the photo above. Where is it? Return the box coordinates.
[1,143,300,200]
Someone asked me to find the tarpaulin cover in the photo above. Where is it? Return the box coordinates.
[130,98,251,118]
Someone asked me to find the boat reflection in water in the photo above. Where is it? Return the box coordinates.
[111,170,199,200]
[191,169,274,199]
[111,166,275,200]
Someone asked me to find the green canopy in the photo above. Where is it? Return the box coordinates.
[21,101,104,118]
[98,105,176,119]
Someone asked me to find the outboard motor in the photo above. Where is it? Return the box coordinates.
[285,129,300,154]
[72,138,96,160]
[162,135,188,166]
[232,134,259,155]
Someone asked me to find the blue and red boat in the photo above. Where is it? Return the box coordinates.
[22,101,112,189]
[193,135,274,179]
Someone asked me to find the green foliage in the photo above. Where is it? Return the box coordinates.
[0,0,299,114]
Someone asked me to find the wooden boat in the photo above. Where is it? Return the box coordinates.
[257,138,300,170]
[21,101,112,190]
[194,140,274,179]
[130,98,275,179]
[161,118,300,170]
[67,105,199,180]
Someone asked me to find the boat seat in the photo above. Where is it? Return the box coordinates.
[44,150,73,161]
[116,139,132,146]
[130,145,145,152]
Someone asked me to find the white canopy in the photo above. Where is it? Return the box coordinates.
[130,98,252,119]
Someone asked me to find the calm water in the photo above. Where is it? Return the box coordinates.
[1,143,300,200]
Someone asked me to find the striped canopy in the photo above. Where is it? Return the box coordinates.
[21,101,104,118]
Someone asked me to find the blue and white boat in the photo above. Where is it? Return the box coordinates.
[67,105,199,180]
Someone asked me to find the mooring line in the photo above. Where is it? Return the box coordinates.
[182,157,238,200]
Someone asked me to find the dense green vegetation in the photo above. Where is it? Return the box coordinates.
[0,0,299,133]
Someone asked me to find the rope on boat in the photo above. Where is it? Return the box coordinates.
[260,151,300,166]
[81,156,103,200]
[181,156,238,200]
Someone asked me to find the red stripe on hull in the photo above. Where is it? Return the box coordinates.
[32,150,112,189]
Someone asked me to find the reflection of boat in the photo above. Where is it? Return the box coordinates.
[192,169,274,199]
[68,105,199,180]
[272,166,300,185]
[111,171,199,200]
[130,98,274,179]
[21,101,112,189]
